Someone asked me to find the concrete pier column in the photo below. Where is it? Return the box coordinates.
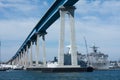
[68,7,77,66]
[18,54,21,65]
[26,46,29,67]
[14,58,17,65]
[58,7,65,66]
[23,49,26,66]
[12,60,14,65]
[20,52,22,66]
[21,52,23,66]
[17,56,19,65]
[30,41,33,66]
[16,56,19,65]
[35,34,40,66]
[15,58,16,65]
[13,60,15,65]
[18,53,21,65]
[59,6,77,66]
[42,34,47,66]
[20,53,22,65]
[24,50,27,67]
[16,57,18,65]
[13,59,15,65]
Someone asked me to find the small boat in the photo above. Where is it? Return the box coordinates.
[0,66,8,71]
[0,68,7,71]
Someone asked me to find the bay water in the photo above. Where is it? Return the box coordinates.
[0,70,120,80]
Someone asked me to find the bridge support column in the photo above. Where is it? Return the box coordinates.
[18,53,21,65]
[26,46,29,67]
[23,49,26,67]
[16,57,18,65]
[12,60,14,65]
[21,52,24,66]
[17,55,19,65]
[14,58,16,65]
[30,41,33,66]
[69,7,77,66]
[20,53,22,66]
[59,6,77,66]
[58,8,65,66]
[19,53,21,66]
[35,34,40,66]
[41,32,47,66]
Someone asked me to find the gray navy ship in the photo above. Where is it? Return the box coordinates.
[87,46,109,70]
[61,45,109,70]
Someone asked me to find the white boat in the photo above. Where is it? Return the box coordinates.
[47,62,58,68]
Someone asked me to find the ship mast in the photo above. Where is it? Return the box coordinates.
[84,37,88,54]
[83,37,90,66]
[90,45,99,53]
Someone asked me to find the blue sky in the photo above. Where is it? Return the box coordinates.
[0,0,120,62]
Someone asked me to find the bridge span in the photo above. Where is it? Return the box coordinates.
[7,0,79,68]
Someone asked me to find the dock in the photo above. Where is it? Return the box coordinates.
[26,66,93,72]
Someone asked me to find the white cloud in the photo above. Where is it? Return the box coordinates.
[43,1,49,7]
[0,18,39,61]
[76,0,120,14]
[1,44,19,62]
[0,0,32,9]
[0,0,50,19]
[0,18,38,40]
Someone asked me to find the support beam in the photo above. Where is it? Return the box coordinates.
[58,8,65,66]
[68,7,77,66]
[19,53,21,66]
[42,33,47,66]
[35,34,40,66]
[18,54,21,66]
[26,46,29,67]
[12,60,14,65]
[14,58,16,65]
[17,55,19,65]
[30,41,33,66]
[21,52,23,66]
[23,49,26,67]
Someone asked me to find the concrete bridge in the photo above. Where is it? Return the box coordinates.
[7,0,79,69]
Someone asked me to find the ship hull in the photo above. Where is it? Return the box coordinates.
[92,63,109,70]
[0,68,7,71]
